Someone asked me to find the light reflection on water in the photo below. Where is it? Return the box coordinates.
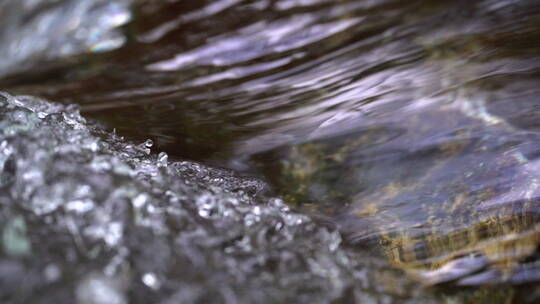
[3,0,538,163]
[0,0,131,76]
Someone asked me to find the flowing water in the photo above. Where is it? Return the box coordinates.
[2,0,540,303]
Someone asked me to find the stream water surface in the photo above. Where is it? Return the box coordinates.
[2,0,540,303]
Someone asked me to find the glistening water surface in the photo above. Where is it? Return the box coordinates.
[2,0,540,302]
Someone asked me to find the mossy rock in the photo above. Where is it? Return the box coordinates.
[252,95,540,286]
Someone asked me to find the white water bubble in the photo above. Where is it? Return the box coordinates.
[65,199,95,214]
[142,272,161,290]
[132,193,149,209]
[157,152,168,167]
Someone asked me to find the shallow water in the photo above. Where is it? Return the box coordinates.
[2,0,540,302]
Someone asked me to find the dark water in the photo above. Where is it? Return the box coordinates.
[2,0,540,302]
[4,0,538,165]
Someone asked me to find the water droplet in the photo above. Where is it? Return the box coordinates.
[65,199,95,214]
[83,138,100,152]
[253,206,261,216]
[157,152,168,167]
[142,272,161,290]
[132,193,149,209]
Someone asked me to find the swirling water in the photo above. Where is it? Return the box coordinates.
[2,0,540,303]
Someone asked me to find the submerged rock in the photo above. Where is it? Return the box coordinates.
[252,85,540,287]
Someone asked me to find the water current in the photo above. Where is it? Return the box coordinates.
[1,0,540,303]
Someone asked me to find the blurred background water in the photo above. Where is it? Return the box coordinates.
[2,0,540,302]
[0,0,131,77]
[3,0,540,167]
